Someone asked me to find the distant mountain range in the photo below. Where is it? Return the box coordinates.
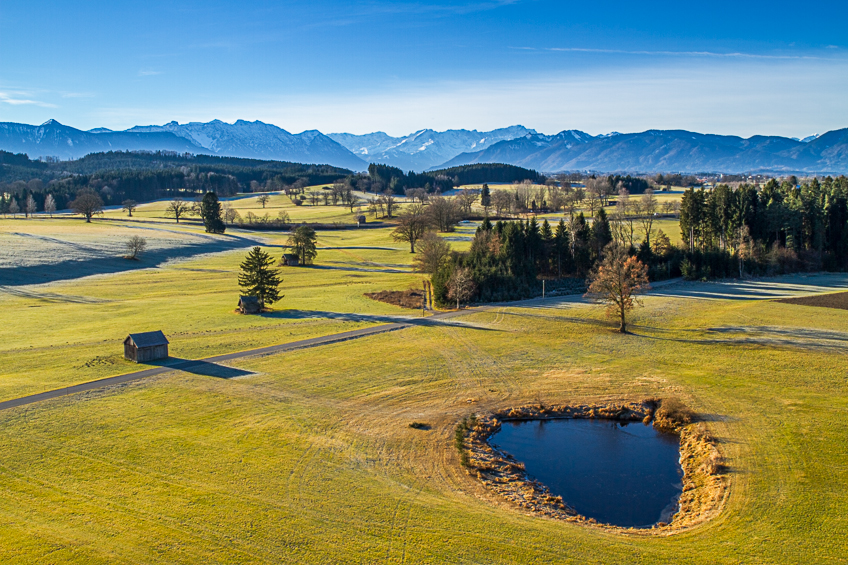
[440,129,848,174]
[1,119,847,174]
[327,126,535,171]
[0,119,368,171]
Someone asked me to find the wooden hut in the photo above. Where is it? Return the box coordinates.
[238,295,261,314]
[281,253,299,266]
[123,331,169,363]
[356,215,367,226]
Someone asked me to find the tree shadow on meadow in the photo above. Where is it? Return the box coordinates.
[261,309,499,330]
[0,234,261,287]
[628,324,848,353]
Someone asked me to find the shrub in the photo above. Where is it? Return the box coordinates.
[656,398,694,426]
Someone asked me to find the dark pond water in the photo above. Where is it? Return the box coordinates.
[492,419,682,528]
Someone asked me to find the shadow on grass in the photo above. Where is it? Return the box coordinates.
[261,309,499,330]
[145,358,253,379]
[628,325,848,353]
[0,234,260,287]
[304,264,412,274]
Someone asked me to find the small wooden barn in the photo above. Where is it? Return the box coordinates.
[123,331,169,363]
[238,295,261,314]
[281,253,299,266]
[356,215,367,226]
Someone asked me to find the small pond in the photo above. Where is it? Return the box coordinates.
[492,419,683,528]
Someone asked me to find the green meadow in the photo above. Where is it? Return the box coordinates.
[1,191,845,563]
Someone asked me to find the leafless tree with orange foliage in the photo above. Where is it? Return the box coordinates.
[585,242,650,333]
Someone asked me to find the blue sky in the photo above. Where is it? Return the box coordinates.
[1,0,846,137]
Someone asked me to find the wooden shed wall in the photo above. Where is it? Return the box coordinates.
[124,341,137,362]
[136,344,169,363]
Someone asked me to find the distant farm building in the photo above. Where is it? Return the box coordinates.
[281,253,299,266]
[238,295,261,314]
[123,331,169,363]
[356,215,367,226]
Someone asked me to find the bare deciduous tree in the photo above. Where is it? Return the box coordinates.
[491,190,513,217]
[341,188,358,212]
[9,198,19,217]
[585,243,650,333]
[44,194,56,217]
[639,189,658,244]
[223,203,240,224]
[447,267,476,310]
[70,190,104,222]
[391,203,431,252]
[427,196,460,232]
[257,195,271,208]
[380,190,397,218]
[514,184,533,212]
[455,190,478,215]
[25,194,37,217]
[166,198,192,223]
[585,191,602,218]
[125,235,147,260]
[413,231,451,274]
[122,199,138,217]
[586,177,612,209]
[735,225,755,278]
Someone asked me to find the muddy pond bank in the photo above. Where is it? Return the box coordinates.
[457,400,727,534]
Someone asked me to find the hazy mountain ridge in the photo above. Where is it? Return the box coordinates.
[0,119,367,171]
[0,120,204,160]
[439,128,848,173]
[2,120,847,174]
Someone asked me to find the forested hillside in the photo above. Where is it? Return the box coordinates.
[0,150,353,210]
[366,162,544,194]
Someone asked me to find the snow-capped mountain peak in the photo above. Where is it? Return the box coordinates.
[327,125,537,170]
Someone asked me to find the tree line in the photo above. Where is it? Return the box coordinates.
[0,150,354,212]
[365,163,544,195]
[678,176,848,275]
[412,214,616,305]
[416,174,848,307]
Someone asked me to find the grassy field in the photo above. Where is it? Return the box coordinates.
[98,189,415,225]
[0,219,426,401]
[2,195,845,563]
[0,274,847,563]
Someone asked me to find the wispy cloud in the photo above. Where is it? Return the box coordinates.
[0,91,57,108]
[138,70,162,76]
[512,46,840,61]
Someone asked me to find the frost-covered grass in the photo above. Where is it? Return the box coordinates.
[0,222,428,401]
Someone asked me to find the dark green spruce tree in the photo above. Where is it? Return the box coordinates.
[238,247,282,307]
[591,207,613,259]
[553,219,571,278]
[480,183,491,210]
[200,192,226,234]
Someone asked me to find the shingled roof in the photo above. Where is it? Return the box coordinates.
[126,330,169,348]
